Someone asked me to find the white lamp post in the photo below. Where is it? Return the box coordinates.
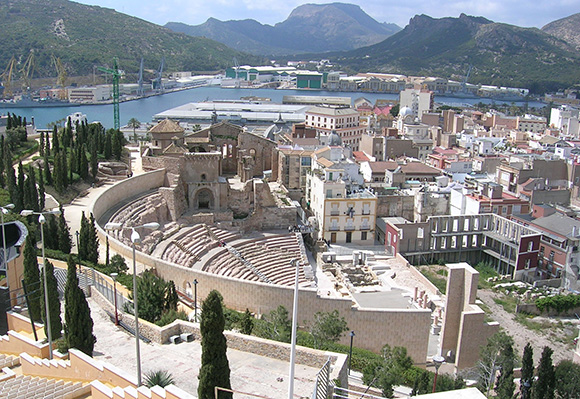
[288,258,299,399]
[21,208,61,360]
[104,221,159,386]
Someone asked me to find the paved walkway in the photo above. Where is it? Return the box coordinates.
[89,299,320,398]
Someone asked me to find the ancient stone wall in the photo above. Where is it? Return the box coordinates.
[376,194,414,220]
[238,132,276,178]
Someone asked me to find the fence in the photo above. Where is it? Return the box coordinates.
[313,358,332,399]
[90,270,131,316]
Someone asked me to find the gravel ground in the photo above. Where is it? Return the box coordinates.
[477,289,579,364]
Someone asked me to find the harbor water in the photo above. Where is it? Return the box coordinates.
[0,86,545,129]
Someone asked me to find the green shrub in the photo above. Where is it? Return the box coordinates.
[155,310,188,327]
[536,294,580,313]
[144,370,175,388]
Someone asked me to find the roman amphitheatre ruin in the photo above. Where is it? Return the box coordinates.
[93,119,456,364]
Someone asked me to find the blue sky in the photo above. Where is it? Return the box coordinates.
[76,0,580,29]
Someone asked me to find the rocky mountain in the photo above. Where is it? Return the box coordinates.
[165,2,401,56]
[542,13,580,50]
[0,0,263,80]
[329,13,580,93]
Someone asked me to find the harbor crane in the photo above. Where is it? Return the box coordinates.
[19,50,35,92]
[152,57,165,92]
[98,58,124,130]
[51,55,68,100]
[0,56,17,98]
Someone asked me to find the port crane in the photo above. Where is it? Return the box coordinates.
[19,50,35,92]
[98,58,124,130]
[0,56,17,98]
[152,57,165,92]
[51,56,68,100]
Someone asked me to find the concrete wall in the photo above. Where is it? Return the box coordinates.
[91,170,432,363]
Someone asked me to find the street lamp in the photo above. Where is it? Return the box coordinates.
[432,355,445,393]
[288,258,300,399]
[193,278,198,322]
[104,221,160,386]
[348,330,355,375]
[111,272,119,326]
[1,204,14,300]
[21,208,61,360]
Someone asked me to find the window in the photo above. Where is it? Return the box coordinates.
[528,241,533,252]
[361,232,367,241]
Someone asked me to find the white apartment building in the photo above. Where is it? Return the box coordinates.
[305,106,365,150]
[399,88,433,118]
[308,171,377,244]
[550,105,580,136]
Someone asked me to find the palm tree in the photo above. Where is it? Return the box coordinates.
[128,118,141,142]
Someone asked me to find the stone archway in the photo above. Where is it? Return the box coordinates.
[195,188,214,210]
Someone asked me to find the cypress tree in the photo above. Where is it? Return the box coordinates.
[112,131,122,161]
[23,233,42,322]
[38,166,45,210]
[39,130,45,157]
[40,260,63,340]
[496,342,515,399]
[52,126,59,154]
[104,132,112,159]
[57,204,72,254]
[521,343,534,396]
[17,161,25,208]
[68,151,74,184]
[6,165,18,211]
[6,113,12,130]
[105,237,109,268]
[44,214,59,251]
[534,346,555,399]
[78,212,88,261]
[164,280,178,311]
[64,255,96,356]
[90,136,98,179]
[80,144,89,179]
[46,128,51,156]
[198,290,232,399]
[88,213,99,264]
[44,156,53,186]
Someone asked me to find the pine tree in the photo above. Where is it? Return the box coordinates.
[496,342,515,399]
[521,343,534,397]
[64,255,96,356]
[23,233,42,321]
[198,290,232,399]
[534,346,555,399]
[40,260,63,340]
[57,205,72,254]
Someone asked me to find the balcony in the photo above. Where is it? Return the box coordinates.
[360,225,370,231]
[362,210,371,215]
[330,211,340,216]
[344,225,355,231]
[329,226,340,231]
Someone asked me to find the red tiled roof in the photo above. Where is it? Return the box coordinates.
[352,151,370,162]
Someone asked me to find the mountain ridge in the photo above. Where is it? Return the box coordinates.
[165,2,401,56]
[322,13,580,93]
